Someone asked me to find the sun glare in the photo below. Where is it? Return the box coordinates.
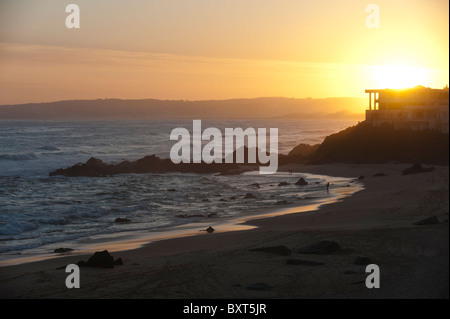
[371,64,430,89]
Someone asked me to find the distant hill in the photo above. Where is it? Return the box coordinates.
[0,97,365,120]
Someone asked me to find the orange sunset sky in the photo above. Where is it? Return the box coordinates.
[0,0,448,107]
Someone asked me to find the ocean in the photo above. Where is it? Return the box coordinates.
[0,119,360,264]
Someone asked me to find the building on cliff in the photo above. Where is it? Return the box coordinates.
[365,85,449,133]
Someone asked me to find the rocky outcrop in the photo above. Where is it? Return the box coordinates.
[49,155,240,177]
[311,122,449,164]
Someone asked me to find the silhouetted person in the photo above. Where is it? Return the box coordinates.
[326,182,330,193]
[288,169,293,175]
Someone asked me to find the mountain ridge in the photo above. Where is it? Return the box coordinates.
[0,97,365,120]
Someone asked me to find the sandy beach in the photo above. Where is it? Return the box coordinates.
[0,163,448,299]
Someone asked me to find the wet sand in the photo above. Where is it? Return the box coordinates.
[0,163,448,299]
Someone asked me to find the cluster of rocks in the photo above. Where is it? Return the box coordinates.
[236,240,379,291]
[49,156,240,177]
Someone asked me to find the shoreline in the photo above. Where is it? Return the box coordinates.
[0,173,363,267]
[0,162,448,298]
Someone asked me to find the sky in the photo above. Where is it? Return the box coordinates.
[0,0,448,105]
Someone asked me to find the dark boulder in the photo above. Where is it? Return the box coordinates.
[413,216,440,225]
[297,240,341,254]
[295,178,308,186]
[278,182,290,186]
[114,257,123,266]
[54,248,73,254]
[402,163,435,175]
[87,250,115,268]
[206,226,215,233]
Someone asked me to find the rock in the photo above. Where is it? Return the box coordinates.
[402,163,435,175]
[402,163,423,175]
[246,283,273,291]
[250,246,291,256]
[115,217,131,223]
[286,259,325,266]
[114,257,123,266]
[295,178,308,186]
[87,250,115,268]
[297,240,341,254]
[54,248,73,254]
[358,175,365,180]
[278,182,290,186]
[249,183,261,188]
[206,226,215,233]
[50,155,241,177]
[244,193,256,199]
[353,256,372,265]
[167,188,177,192]
[373,173,386,177]
[413,216,440,225]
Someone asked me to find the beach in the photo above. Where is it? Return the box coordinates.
[0,163,448,299]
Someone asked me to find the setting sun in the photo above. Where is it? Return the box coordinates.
[371,64,431,89]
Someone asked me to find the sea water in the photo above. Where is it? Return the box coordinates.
[0,119,358,263]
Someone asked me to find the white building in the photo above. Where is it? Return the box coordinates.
[365,85,449,133]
